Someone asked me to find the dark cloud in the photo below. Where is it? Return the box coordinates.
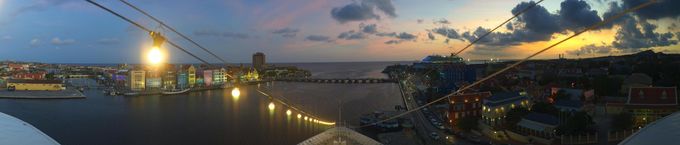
[194,30,251,39]
[506,22,514,30]
[511,1,561,39]
[612,20,677,50]
[338,30,367,40]
[434,18,450,24]
[361,24,378,34]
[432,27,462,40]
[623,0,680,19]
[601,2,633,29]
[272,28,299,38]
[395,32,416,40]
[330,0,396,23]
[384,40,401,44]
[305,35,332,42]
[461,27,519,46]
[559,0,602,30]
[427,32,435,40]
[566,44,613,55]
[376,32,396,37]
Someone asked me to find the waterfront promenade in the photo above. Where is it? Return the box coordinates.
[0,88,85,99]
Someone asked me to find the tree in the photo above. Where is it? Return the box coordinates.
[45,73,55,80]
[531,102,559,116]
[504,107,530,129]
[456,116,479,131]
[611,112,633,131]
[557,111,595,135]
[592,76,623,96]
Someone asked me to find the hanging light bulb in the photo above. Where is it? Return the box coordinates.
[286,109,292,116]
[147,31,166,65]
[268,102,275,110]
[297,114,302,119]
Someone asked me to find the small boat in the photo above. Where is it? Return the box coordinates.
[123,92,140,96]
[161,88,191,95]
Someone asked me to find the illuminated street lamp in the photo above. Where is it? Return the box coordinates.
[286,109,292,116]
[297,114,302,119]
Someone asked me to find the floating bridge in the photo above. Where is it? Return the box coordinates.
[271,78,396,84]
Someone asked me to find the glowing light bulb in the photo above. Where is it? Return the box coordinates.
[304,116,308,121]
[268,102,275,110]
[231,87,240,98]
[297,114,302,119]
[147,47,163,65]
[286,109,292,116]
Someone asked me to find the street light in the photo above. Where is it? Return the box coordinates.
[286,109,292,116]
[268,102,275,110]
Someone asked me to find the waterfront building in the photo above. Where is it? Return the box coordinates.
[220,68,229,83]
[203,69,213,87]
[252,52,265,70]
[177,66,189,89]
[447,91,491,126]
[161,65,176,90]
[145,69,162,90]
[12,72,46,80]
[481,92,531,127]
[128,70,145,91]
[184,65,196,87]
[212,68,224,86]
[6,79,64,91]
[625,87,677,127]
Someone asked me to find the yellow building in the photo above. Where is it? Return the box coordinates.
[187,65,196,87]
[7,79,64,91]
[129,70,146,91]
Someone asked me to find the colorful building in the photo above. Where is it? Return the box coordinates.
[128,70,145,91]
[186,65,196,87]
[145,69,161,89]
[213,68,224,86]
[447,91,491,126]
[203,70,213,87]
[6,79,64,91]
[625,87,677,127]
[162,65,176,90]
[12,72,46,80]
[177,71,188,89]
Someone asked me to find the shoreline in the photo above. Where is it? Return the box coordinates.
[0,88,86,99]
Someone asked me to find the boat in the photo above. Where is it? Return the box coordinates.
[123,92,140,96]
[161,88,191,95]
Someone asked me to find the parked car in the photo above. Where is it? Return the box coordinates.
[429,132,440,140]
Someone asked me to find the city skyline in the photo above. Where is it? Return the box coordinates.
[0,0,678,63]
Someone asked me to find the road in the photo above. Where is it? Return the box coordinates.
[396,73,474,145]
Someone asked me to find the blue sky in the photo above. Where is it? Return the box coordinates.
[0,0,678,63]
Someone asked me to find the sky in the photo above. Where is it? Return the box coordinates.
[0,0,678,63]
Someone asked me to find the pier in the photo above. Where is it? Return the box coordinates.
[270,78,396,84]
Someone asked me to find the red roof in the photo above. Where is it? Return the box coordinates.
[627,87,677,106]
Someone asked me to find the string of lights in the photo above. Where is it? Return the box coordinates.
[86,0,213,65]
[357,0,657,128]
[119,0,230,65]
[255,87,336,126]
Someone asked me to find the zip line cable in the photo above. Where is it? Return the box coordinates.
[119,0,230,65]
[357,0,657,128]
[86,0,213,65]
[452,0,544,56]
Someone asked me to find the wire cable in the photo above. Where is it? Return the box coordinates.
[357,0,657,128]
[119,0,230,65]
[452,0,544,56]
[86,0,213,65]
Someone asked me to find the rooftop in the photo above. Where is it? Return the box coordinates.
[484,92,527,107]
[523,112,559,126]
[627,87,677,106]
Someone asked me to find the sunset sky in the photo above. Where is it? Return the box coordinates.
[0,0,678,63]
